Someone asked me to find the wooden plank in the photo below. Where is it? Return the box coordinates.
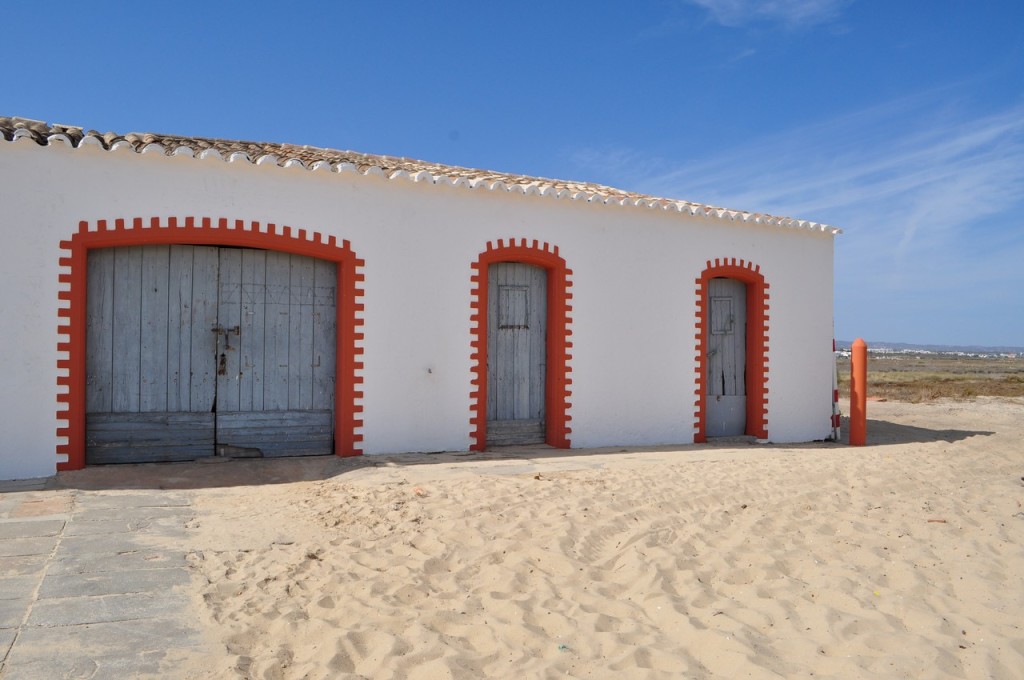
[508,267,530,419]
[288,254,316,410]
[216,248,243,412]
[139,246,170,412]
[166,245,193,413]
[238,248,267,412]
[493,264,521,420]
[189,247,218,413]
[733,282,747,394]
[216,410,333,457]
[85,412,215,464]
[85,248,115,414]
[85,412,216,429]
[486,419,545,446]
[111,246,142,413]
[263,251,291,410]
[527,265,547,420]
[487,265,499,422]
[311,259,337,411]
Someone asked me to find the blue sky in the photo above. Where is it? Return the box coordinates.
[3,1,1022,347]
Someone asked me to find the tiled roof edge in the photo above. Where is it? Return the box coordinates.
[0,117,841,235]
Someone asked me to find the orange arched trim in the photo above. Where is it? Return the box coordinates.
[694,258,770,442]
[55,217,365,471]
[469,239,572,451]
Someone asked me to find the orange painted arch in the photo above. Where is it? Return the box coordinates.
[55,217,365,471]
[469,239,573,451]
[693,258,770,442]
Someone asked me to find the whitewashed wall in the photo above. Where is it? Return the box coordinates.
[0,139,835,480]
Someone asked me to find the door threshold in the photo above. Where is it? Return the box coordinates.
[705,435,759,445]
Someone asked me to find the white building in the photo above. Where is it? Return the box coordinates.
[0,117,839,480]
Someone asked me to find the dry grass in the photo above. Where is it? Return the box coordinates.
[836,354,1024,402]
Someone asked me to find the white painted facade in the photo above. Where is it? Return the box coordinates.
[0,129,837,480]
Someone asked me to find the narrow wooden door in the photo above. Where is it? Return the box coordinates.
[706,277,747,437]
[486,262,547,446]
[85,245,336,464]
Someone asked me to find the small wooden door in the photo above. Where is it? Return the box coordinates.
[486,262,547,445]
[85,245,336,463]
[707,277,747,437]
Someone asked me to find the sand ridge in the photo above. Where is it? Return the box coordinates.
[161,397,1024,679]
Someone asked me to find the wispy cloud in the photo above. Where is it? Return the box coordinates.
[580,92,1024,244]
[643,96,1024,257]
[569,91,1024,343]
[686,0,852,28]
[724,47,757,65]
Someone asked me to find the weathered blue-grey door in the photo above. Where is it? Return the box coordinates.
[706,277,747,437]
[85,245,336,463]
[486,262,547,446]
[213,248,336,457]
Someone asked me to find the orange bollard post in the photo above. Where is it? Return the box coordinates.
[850,338,867,446]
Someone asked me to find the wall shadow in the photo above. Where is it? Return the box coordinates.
[10,414,995,493]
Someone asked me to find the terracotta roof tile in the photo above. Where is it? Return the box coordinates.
[0,117,839,234]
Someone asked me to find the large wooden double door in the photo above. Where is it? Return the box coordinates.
[85,245,337,463]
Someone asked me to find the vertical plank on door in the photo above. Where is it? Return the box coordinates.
[85,248,115,414]
[311,258,337,412]
[288,254,316,410]
[140,246,170,412]
[166,245,194,413]
[527,265,547,419]
[217,248,243,413]
[506,279,530,418]
[239,248,266,412]
[263,251,291,410]
[189,247,218,413]
[486,266,500,422]
[111,246,142,413]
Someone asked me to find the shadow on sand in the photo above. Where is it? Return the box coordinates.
[839,416,993,447]
[20,413,994,493]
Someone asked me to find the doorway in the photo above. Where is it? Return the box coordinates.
[85,244,337,463]
[486,262,547,446]
[706,277,747,437]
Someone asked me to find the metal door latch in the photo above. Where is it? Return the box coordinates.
[211,324,241,350]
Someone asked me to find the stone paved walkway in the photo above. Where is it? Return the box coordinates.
[0,479,209,679]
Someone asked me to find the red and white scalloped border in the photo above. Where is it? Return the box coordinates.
[693,258,770,442]
[469,239,573,450]
[55,216,364,470]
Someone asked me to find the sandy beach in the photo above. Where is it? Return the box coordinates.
[55,397,1024,678]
